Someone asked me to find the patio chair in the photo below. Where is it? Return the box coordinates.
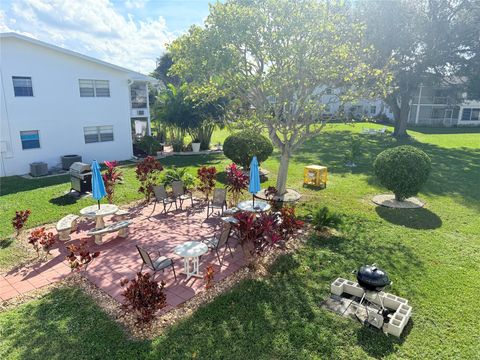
[201,222,234,265]
[151,185,177,215]
[136,245,177,280]
[172,180,193,209]
[207,188,227,218]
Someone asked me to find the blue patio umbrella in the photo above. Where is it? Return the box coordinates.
[248,156,261,207]
[91,160,106,209]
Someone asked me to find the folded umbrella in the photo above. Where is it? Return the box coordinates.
[248,156,261,207]
[91,160,106,209]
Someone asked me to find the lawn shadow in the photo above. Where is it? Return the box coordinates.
[49,194,78,206]
[375,207,442,230]
[0,237,15,249]
[0,174,70,196]
[292,130,480,210]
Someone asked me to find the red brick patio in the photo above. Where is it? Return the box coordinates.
[0,202,245,310]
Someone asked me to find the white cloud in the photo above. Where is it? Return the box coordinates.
[4,0,173,73]
[125,0,148,9]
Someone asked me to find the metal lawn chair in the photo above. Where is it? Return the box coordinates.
[172,180,193,209]
[207,188,227,218]
[201,222,234,265]
[136,245,177,280]
[151,185,177,215]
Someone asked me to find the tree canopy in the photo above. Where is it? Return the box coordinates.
[359,0,480,136]
[168,0,390,193]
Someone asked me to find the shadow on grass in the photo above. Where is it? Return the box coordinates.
[293,131,480,209]
[0,237,14,249]
[0,174,70,196]
[49,194,78,206]
[408,126,480,135]
[375,207,442,230]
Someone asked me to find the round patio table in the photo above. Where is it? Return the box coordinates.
[237,200,271,213]
[80,204,118,229]
[174,241,208,280]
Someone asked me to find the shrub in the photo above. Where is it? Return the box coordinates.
[65,238,100,272]
[311,207,342,230]
[374,145,431,201]
[223,130,273,169]
[225,163,249,206]
[171,138,184,152]
[135,156,163,202]
[137,136,163,156]
[160,167,195,189]
[121,272,167,324]
[102,161,123,204]
[233,211,281,261]
[12,209,31,236]
[28,227,56,259]
[197,166,217,200]
[278,207,304,240]
[204,264,215,290]
[344,136,362,166]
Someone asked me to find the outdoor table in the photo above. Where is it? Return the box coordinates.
[174,241,208,280]
[237,200,271,213]
[221,216,239,224]
[80,204,119,229]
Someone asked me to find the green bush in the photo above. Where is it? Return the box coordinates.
[223,130,273,169]
[311,207,342,230]
[160,167,195,189]
[374,145,431,201]
[136,136,163,156]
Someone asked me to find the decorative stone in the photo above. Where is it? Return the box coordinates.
[372,194,425,208]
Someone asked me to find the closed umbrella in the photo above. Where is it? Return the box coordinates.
[248,156,261,207]
[91,160,106,209]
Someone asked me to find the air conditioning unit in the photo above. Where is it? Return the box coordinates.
[30,162,48,177]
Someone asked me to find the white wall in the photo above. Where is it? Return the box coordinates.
[0,37,134,176]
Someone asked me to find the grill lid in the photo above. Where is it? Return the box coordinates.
[69,162,91,174]
[356,264,390,290]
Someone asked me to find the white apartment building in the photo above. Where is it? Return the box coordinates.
[0,33,155,177]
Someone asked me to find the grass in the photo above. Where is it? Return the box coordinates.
[0,123,479,358]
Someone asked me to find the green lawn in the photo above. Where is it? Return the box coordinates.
[0,123,479,359]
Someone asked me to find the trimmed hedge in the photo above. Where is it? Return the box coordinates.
[223,130,273,169]
[374,145,431,201]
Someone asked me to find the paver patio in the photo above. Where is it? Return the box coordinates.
[0,201,245,311]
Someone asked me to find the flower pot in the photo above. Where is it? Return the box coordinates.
[192,142,201,153]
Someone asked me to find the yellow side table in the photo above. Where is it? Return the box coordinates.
[304,165,328,188]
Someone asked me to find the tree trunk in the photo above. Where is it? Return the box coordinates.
[276,147,291,195]
[392,93,411,138]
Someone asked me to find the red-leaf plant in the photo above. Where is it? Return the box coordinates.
[12,209,31,236]
[103,160,123,204]
[225,163,249,206]
[120,272,167,325]
[233,211,282,262]
[204,264,215,290]
[277,206,304,241]
[28,227,56,259]
[135,156,163,203]
[197,166,217,200]
[65,238,100,272]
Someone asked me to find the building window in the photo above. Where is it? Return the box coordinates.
[79,79,110,97]
[130,83,147,108]
[325,88,332,95]
[461,108,480,121]
[370,105,377,114]
[12,76,33,96]
[84,126,114,143]
[20,130,40,149]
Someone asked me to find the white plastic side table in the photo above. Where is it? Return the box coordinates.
[174,241,208,280]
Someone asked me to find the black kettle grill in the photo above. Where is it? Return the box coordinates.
[356,264,391,292]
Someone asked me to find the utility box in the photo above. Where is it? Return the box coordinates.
[304,165,327,188]
[61,154,82,170]
[30,162,48,177]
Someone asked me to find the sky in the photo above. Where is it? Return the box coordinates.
[0,0,214,74]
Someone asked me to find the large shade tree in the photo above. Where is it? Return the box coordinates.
[358,0,480,137]
[169,0,390,194]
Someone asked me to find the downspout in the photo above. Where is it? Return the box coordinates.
[0,69,13,177]
[145,82,151,136]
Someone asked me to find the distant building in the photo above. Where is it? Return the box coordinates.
[0,32,156,177]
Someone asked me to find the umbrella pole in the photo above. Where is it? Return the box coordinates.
[252,194,255,207]
[98,200,100,210]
